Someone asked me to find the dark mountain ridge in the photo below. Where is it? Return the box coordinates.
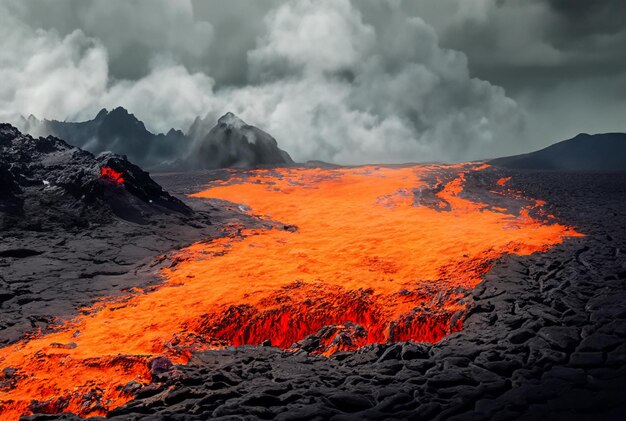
[18,108,188,169]
[186,112,294,169]
[489,132,626,171]
[17,109,294,170]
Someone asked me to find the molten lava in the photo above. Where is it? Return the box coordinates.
[0,164,581,419]
[100,166,125,184]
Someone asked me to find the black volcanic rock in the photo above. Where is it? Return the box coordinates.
[0,159,22,214]
[490,132,626,171]
[18,108,190,169]
[186,112,294,169]
[0,123,190,230]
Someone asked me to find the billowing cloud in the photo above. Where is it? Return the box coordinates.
[232,0,525,163]
[1,0,529,164]
[438,0,626,149]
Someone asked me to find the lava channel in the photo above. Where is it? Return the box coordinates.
[0,164,581,419]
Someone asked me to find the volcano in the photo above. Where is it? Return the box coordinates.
[1,129,626,420]
[0,124,191,230]
[0,159,581,419]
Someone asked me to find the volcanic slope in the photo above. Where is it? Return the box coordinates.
[490,132,626,171]
[0,122,191,230]
[186,112,294,169]
[0,163,581,420]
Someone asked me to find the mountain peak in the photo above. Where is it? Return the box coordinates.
[217,112,246,129]
[104,107,143,127]
[185,111,294,169]
[95,108,109,120]
[109,107,132,117]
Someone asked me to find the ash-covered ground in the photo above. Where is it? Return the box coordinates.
[9,167,624,421]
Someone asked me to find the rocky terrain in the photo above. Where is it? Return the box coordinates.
[16,109,294,170]
[14,167,625,421]
[2,125,625,420]
[0,124,264,346]
[0,123,193,228]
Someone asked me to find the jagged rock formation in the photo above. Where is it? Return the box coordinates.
[490,132,626,171]
[17,109,294,170]
[186,112,294,169]
[17,108,189,169]
[0,123,191,230]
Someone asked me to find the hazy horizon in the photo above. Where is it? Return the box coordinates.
[1,0,625,165]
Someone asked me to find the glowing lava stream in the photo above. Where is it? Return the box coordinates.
[0,164,581,419]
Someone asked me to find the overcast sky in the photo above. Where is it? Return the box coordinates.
[1,0,624,164]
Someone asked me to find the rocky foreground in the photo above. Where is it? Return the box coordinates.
[13,168,625,421]
[0,124,266,346]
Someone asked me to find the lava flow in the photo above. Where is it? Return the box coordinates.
[0,164,581,419]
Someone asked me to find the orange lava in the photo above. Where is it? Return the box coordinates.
[0,164,581,419]
[497,177,511,186]
[100,167,125,184]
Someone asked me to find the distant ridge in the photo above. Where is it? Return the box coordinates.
[186,112,294,169]
[17,108,188,169]
[489,133,626,171]
[16,109,294,170]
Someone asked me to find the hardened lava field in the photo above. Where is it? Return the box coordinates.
[0,164,580,419]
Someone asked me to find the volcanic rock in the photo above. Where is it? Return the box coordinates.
[149,357,173,375]
[61,168,624,421]
[0,123,190,230]
[291,322,368,354]
[186,112,294,169]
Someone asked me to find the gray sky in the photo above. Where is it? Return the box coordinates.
[1,0,624,164]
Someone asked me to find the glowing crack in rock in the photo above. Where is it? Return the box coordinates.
[100,167,125,184]
[0,164,582,419]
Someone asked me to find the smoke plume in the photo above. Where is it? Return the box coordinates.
[1,0,529,164]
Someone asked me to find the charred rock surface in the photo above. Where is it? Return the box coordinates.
[0,123,190,230]
[23,169,626,421]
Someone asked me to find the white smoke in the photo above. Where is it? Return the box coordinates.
[0,0,526,164]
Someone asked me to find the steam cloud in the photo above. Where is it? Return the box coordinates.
[0,0,530,164]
